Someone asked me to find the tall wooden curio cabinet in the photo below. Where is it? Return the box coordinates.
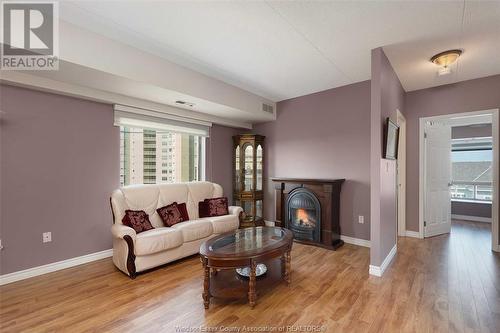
[233,134,265,227]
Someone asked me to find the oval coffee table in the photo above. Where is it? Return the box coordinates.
[199,226,293,309]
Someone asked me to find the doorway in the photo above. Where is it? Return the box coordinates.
[397,110,406,237]
[419,109,499,252]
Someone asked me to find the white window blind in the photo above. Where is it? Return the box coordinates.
[113,104,211,137]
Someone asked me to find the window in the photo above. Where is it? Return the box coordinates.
[120,126,205,186]
[114,104,210,186]
[451,137,492,202]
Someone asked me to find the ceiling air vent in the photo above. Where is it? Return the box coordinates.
[175,100,195,108]
[262,103,274,114]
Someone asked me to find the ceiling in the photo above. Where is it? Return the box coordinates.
[60,1,500,101]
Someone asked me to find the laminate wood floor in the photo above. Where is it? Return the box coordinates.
[1,220,498,333]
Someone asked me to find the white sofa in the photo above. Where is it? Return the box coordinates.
[110,182,242,278]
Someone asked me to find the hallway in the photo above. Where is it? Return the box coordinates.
[391,219,499,332]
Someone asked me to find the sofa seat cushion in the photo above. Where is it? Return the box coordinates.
[135,228,183,255]
[171,219,213,242]
[209,215,239,234]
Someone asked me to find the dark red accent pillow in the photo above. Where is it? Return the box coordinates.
[199,200,210,218]
[122,210,154,233]
[157,203,184,227]
[176,202,190,221]
[199,197,229,218]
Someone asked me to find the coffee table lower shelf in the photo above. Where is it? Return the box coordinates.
[199,227,293,309]
[204,258,289,309]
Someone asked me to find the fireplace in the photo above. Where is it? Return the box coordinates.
[286,188,321,242]
[272,178,345,249]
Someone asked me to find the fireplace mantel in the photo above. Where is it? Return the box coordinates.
[270,178,345,185]
[271,177,345,250]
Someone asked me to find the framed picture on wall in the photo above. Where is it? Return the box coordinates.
[384,118,399,160]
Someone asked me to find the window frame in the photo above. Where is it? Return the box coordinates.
[119,126,206,187]
[451,137,492,203]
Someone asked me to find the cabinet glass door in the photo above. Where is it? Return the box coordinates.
[256,199,263,219]
[235,145,240,191]
[244,144,253,191]
[242,200,253,219]
[256,145,263,191]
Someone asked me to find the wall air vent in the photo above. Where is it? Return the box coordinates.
[262,103,274,114]
[175,100,195,108]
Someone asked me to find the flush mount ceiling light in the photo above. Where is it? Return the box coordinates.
[430,49,463,76]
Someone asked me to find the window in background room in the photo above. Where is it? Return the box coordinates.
[120,127,204,186]
[451,137,492,202]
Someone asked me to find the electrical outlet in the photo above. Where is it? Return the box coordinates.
[42,232,52,243]
[0,238,3,250]
[358,216,365,224]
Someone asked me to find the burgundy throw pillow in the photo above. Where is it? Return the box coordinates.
[176,202,190,221]
[157,203,184,227]
[199,200,210,218]
[122,210,154,234]
[199,197,229,218]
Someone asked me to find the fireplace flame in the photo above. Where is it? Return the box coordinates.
[296,208,315,227]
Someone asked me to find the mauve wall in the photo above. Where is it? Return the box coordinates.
[0,84,120,275]
[452,201,491,219]
[253,80,371,240]
[0,85,244,275]
[370,48,405,266]
[206,124,243,203]
[405,75,500,233]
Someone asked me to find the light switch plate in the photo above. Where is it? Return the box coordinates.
[42,232,52,243]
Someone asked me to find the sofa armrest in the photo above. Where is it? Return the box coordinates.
[111,224,137,279]
[111,224,136,242]
[228,206,243,216]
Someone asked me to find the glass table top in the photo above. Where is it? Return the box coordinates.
[208,227,287,255]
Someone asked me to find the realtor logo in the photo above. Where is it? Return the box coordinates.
[1,1,59,70]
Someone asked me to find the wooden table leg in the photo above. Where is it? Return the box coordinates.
[284,249,291,285]
[248,260,257,308]
[281,253,286,278]
[202,257,210,309]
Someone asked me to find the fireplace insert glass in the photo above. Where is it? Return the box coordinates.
[285,188,321,243]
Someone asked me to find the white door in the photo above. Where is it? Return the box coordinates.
[424,120,452,237]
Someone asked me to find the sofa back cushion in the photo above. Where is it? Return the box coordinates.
[110,182,223,226]
[120,185,163,227]
[186,182,222,220]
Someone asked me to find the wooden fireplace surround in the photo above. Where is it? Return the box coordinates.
[271,178,345,250]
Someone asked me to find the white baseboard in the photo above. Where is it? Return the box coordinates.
[0,249,113,286]
[405,230,421,238]
[451,214,492,223]
[265,221,370,248]
[340,235,370,248]
[369,244,397,277]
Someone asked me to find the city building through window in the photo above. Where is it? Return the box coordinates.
[114,105,210,186]
[120,127,204,186]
